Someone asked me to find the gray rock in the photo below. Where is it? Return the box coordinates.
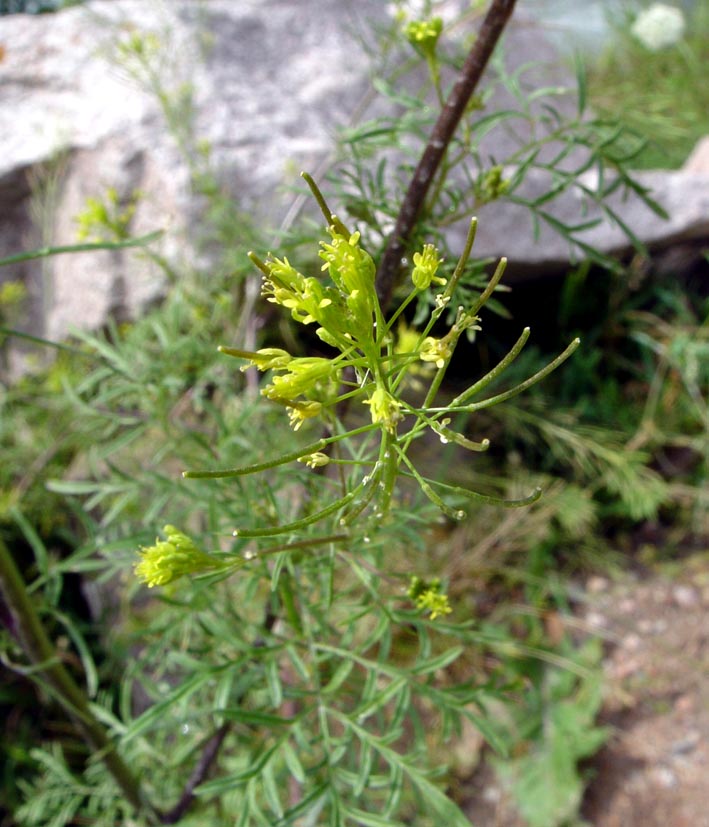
[467,166,709,277]
[0,0,382,372]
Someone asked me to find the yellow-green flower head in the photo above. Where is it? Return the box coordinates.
[135,525,219,588]
[297,451,330,469]
[477,164,510,204]
[262,357,336,402]
[286,400,323,431]
[0,280,27,308]
[243,348,292,372]
[263,256,335,327]
[407,575,452,620]
[419,336,452,369]
[364,385,403,433]
[319,228,377,336]
[319,229,375,297]
[411,244,445,290]
[418,590,452,620]
[405,17,443,55]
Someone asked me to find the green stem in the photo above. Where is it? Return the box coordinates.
[0,538,157,822]
[449,325,531,408]
[301,172,350,237]
[0,232,162,268]
[468,255,507,317]
[383,288,421,336]
[448,337,581,413]
[377,431,400,515]
[400,401,489,452]
[394,445,466,520]
[183,423,378,479]
[232,484,366,538]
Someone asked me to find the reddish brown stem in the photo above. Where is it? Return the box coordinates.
[160,724,230,824]
[375,0,518,310]
[159,607,278,823]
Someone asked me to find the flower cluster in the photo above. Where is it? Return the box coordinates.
[233,200,462,438]
[411,244,445,290]
[631,3,685,51]
[179,188,576,544]
[242,215,427,434]
[134,525,222,588]
[407,576,452,620]
[318,229,377,342]
[405,17,443,59]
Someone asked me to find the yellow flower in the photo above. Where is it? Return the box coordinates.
[419,336,451,369]
[407,575,452,620]
[262,357,336,401]
[405,17,443,56]
[319,228,378,339]
[135,525,220,588]
[411,244,445,290]
[0,280,27,308]
[395,321,421,355]
[297,452,330,469]
[364,386,403,433]
[262,257,335,327]
[218,346,293,371]
[245,348,292,371]
[287,401,323,431]
[319,229,375,297]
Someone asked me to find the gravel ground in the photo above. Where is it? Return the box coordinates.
[461,552,709,827]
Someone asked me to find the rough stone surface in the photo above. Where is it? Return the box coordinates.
[0,0,382,370]
[468,166,709,277]
[460,555,709,827]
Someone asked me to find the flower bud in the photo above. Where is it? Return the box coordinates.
[411,244,445,290]
[364,386,403,432]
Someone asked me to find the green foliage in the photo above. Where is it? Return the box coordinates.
[495,638,609,827]
[627,288,709,534]
[15,745,141,827]
[74,187,141,243]
[7,3,707,826]
[494,402,669,522]
[587,2,709,169]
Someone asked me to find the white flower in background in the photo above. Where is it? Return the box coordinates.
[631,3,686,50]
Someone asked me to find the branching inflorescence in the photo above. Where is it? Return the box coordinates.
[180,174,580,538]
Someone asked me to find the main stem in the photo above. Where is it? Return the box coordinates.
[375,0,518,310]
[0,539,158,823]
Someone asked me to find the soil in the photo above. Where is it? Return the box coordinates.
[461,551,709,827]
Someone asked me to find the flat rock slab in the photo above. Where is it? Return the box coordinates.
[468,167,709,277]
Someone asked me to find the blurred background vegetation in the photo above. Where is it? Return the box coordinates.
[1,1,707,825]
